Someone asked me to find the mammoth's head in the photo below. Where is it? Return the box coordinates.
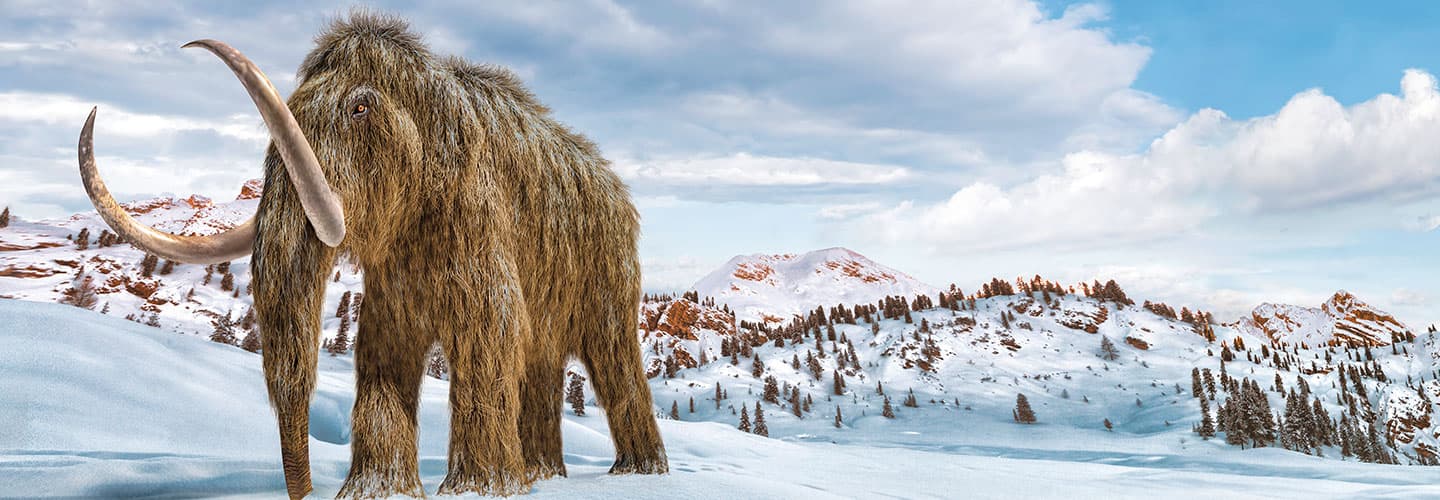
[76,13,439,264]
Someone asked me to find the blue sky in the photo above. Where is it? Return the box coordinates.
[1,1,1438,326]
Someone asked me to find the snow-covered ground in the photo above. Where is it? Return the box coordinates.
[5,299,1440,499]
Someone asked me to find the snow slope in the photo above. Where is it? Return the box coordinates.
[5,299,1440,498]
[692,247,938,323]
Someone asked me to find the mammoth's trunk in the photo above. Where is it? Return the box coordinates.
[252,149,339,500]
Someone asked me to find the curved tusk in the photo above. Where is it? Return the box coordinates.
[182,39,345,247]
[78,107,256,264]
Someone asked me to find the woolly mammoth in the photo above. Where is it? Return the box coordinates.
[75,13,666,499]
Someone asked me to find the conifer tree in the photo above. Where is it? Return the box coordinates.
[566,374,586,416]
[1099,336,1119,361]
[834,406,843,428]
[140,253,158,277]
[882,396,895,418]
[210,311,238,345]
[1014,393,1037,424]
[59,271,99,310]
[159,259,175,275]
[753,402,768,436]
[75,228,90,250]
[832,369,845,395]
[763,376,780,404]
[328,320,350,356]
[337,291,352,318]
[240,328,261,353]
[1197,396,1215,438]
[714,384,723,409]
[425,345,447,379]
[903,389,919,408]
[738,406,750,432]
[791,387,802,417]
[1104,418,1113,431]
[751,355,764,378]
[690,396,695,414]
[220,272,235,291]
[670,401,679,420]
[0,206,9,228]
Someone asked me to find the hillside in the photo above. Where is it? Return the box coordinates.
[7,300,1440,498]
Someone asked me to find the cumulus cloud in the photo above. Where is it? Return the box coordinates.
[849,70,1440,250]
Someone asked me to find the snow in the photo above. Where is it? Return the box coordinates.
[6,300,1440,498]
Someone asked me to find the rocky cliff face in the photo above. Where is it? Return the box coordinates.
[1235,291,1412,347]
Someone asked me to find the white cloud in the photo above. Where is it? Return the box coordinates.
[849,70,1440,250]
[443,0,670,53]
[764,1,1150,119]
[0,92,268,143]
[614,153,910,187]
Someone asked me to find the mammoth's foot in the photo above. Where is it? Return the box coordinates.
[525,458,568,482]
[438,465,532,497]
[335,468,425,500]
[608,447,669,475]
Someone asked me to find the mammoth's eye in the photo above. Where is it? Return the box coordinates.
[351,102,370,119]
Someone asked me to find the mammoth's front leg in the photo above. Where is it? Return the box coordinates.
[436,257,533,497]
[336,280,428,498]
[252,170,338,500]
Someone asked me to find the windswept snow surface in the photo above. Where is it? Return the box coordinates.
[4,300,1440,498]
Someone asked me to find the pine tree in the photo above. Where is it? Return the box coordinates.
[328,320,350,356]
[790,387,802,417]
[882,396,895,418]
[1014,393,1036,424]
[337,291,352,318]
[1197,396,1216,438]
[1104,418,1113,431]
[1099,336,1119,361]
[426,344,447,379]
[140,253,158,277]
[670,401,680,420]
[1191,367,1203,399]
[75,228,90,250]
[753,402,768,436]
[834,406,843,428]
[58,271,99,310]
[240,328,261,353]
[220,272,235,291]
[751,355,764,378]
[159,259,175,275]
[714,384,723,409]
[832,369,845,395]
[567,374,586,416]
[690,396,695,414]
[0,206,9,228]
[738,405,751,432]
[763,376,780,404]
[903,389,919,408]
[210,311,238,345]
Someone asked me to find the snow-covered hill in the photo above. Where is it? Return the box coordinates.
[692,247,938,323]
[7,300,1440,498]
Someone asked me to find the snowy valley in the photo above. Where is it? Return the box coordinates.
[4,187,1440,498]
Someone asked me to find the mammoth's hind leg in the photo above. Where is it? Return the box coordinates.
[336,291,429,499]
[580,295,669,475]
[518,351,566,481]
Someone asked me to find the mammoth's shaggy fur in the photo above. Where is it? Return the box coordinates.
[251,12,666,498]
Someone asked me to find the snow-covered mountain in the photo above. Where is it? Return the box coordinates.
[1234,291,1413,347]
[0,180,360,341]
[692,247,938,323]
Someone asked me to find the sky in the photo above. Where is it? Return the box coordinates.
[1,0,1438,327]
